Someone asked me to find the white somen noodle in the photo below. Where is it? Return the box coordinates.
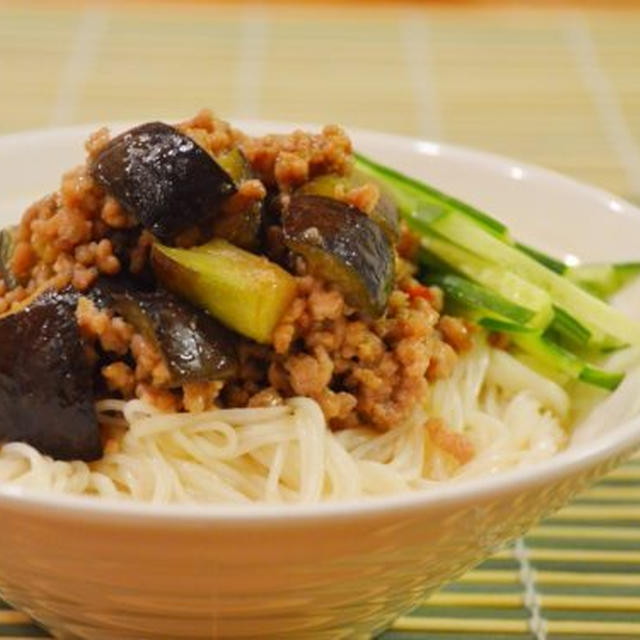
[0,336,601,504]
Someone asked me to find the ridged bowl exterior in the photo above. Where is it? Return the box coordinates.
[0,452,630,639]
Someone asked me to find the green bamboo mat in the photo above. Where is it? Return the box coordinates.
[1,1,640,638]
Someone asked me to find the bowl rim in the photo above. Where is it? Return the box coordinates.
[0,120,639,525]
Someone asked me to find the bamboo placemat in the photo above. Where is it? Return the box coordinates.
[1,1,640,638]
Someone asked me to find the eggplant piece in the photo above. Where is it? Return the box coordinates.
[210,205,263,252]
[110,288,238,386]
[0,227,19,289]
[216,147,249,184]
[368,180,400,242]
[296,173,400,241]
[282,194,395,316]
[91,122,237,242]
[87,273,154,310]
[103,227,156,286]
[210,148,263,251]
[152,239,297,344]
[106,228,141,268]
[0,288,101,461]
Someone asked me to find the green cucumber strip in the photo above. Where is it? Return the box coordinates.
[515,242,567,274]
[417,248,450,273]
[426,272,535,325]
[512,248,640,300]
[566,264,617,299]
[417,234,553,329]
[474,315,623,390]
[355,153,508,238]
[514,333,581,377]
[421,211,640,347]
[549,305,592,346]
[357,151,640,306]
[507,330,623,391]
[566,262,640,299]
[478,317,537,334]
[549,306,626,352]
[357,149,639,367]
[580,366,625,390]
[614,262,640,283]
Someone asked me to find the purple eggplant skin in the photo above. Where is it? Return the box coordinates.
[296,173,400,242]
[282,195,395,316]
[0,288,101,462]
[109,288,238,386]
[91,122,237,242]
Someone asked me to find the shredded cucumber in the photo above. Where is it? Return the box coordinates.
[356,151,638,391]
[567,262,640,299]
[479,318,623,391]
[515,242,566,274]
[425,272,536,325]
[549,306,592,347]
[513,333,622,391]
[516,243,640,300]
[419,211,640,348]
[417,234,553,328]
[425,275,621,391]
[356,152,509,238]
[477,317,536,334]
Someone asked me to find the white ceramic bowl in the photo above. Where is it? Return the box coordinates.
[0,122,639,640]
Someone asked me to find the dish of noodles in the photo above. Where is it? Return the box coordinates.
[0,110,639,505]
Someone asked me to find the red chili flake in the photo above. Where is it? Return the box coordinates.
[405,284,433,302]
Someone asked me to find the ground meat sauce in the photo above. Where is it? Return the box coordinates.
[238,124,353,192]
[0,110,471,432]
[261,277,452,430]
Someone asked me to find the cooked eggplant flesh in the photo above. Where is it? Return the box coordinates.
[0,288,101,461]
[0,227,19,289]
[211,205,263,251]
[282,194,394,316]
[215,148,249,184]
[210,148,263,251]
[110,288,238,386]
[152,239,298,344]
[296,173,399,241]
[366,179,400,241]
[91,122,237,242]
